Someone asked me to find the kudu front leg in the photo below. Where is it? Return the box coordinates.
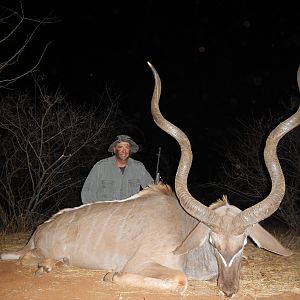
[104,262,188,293]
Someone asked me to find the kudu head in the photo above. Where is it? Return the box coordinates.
[148,62,300,297]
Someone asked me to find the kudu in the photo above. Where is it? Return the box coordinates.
[1,63,299,297]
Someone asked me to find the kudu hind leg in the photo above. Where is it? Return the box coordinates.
[19,248,45,268]
[104,262,188,293]
[35,258,64,275]
[19,249,63,275]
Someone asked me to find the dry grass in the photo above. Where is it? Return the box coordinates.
[0,232,299,299]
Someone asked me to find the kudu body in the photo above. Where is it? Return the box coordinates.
[1,63,299,297]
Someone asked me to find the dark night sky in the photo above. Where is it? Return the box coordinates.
[2,0,300,185]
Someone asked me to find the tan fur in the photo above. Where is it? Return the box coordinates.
[140,183,175,197]
[209,195,229,210]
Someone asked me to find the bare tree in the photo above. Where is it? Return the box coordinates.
[0,81,119,232]
[201,103,300,235]
[0,3,57,88]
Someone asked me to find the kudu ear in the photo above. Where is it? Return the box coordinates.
[247,223,292,256]
[173,223,210,255]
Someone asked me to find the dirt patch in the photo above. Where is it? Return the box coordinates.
[0,233,299,300]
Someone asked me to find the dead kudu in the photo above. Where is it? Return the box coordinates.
[1,63,300,297]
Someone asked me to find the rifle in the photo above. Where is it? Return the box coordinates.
[155,146,161,183]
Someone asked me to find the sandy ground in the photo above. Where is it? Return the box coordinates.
[0,233,299,300]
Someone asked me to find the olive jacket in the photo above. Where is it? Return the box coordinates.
[81,156,154,203]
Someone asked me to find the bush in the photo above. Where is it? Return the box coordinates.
[0,87,119,232]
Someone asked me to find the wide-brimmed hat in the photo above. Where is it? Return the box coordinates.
[108,135,139,153]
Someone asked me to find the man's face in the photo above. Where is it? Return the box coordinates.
[114,142,131,161]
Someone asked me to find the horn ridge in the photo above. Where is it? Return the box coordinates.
[234,104,300,228]
[148,62,221,228]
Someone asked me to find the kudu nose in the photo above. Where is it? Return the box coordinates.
[219,284,237,298]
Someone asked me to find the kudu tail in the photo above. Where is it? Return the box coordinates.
[0,236,34,260]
